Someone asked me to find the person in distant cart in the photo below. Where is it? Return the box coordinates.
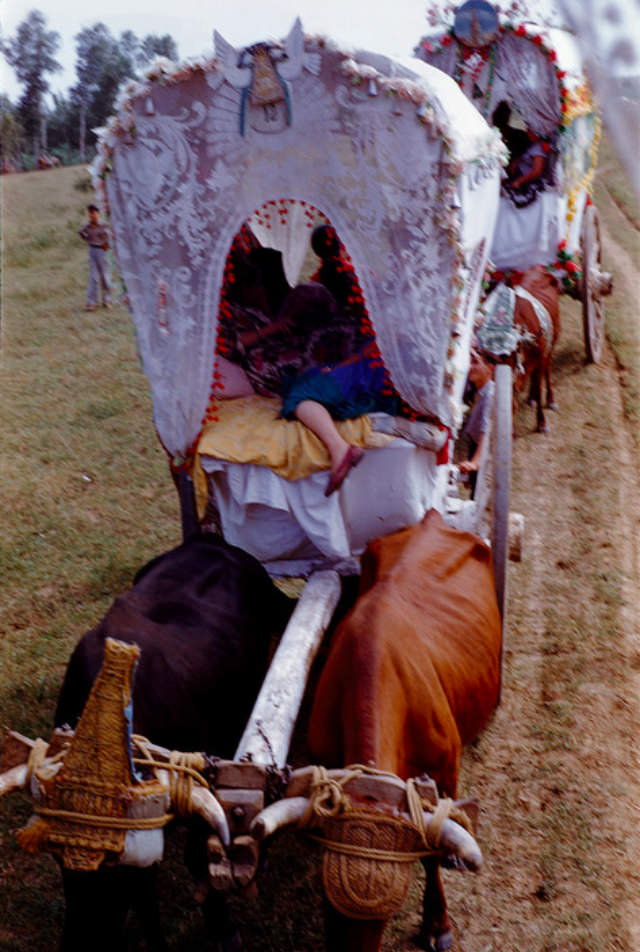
[78,204,111,311]
[503,127,548,208]
[460,348,495,498]
[492,101,529,167]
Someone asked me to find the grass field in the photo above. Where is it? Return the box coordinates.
[0,132,638,951]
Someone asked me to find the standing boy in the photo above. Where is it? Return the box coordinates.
[78,204,111,310]
[460,348,495,499]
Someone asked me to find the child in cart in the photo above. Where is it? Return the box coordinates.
[216,224,403,495]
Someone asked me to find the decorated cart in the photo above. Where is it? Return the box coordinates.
[89,18,512,583]
[1,21,520,949]
[416,0,613,361]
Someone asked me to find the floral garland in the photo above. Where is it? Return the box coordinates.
[452,44,497,118]
[418,9,591,137]
[565,114,601,227]
[483,240,583,299]
[547,238,582,296]
[563,81,595,124]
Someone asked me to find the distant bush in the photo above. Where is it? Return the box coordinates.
[73,172,93,192]
[15,148,91,171]
[19,152,37,171]
[50,146,86,167]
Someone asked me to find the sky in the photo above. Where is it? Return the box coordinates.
[0,0,437,102]
[0,0,583,103]
[1,0,635,105]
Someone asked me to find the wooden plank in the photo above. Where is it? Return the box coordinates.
[214,760,267,790]
[215,788,264,832]
[234,570,341,767]
[286,767,407,807]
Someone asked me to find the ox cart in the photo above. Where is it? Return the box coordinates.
[416,0,613,363]
[1,21,520,951]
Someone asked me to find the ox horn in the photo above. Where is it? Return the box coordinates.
[0,764,28,798]
[423,809,482,871]
[250,797,310,841]
[250,798,482,871]
[156,768,231,848]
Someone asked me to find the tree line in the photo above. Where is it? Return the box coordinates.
[1,9,178,170]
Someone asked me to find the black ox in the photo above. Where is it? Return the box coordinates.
[51,534,292,952]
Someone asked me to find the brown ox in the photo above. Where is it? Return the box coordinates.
[307,508,502,951]
[511,265,560,433]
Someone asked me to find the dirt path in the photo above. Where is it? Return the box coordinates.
[392,236,639,951]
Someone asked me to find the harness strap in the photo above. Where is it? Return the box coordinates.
[514,285,554,353]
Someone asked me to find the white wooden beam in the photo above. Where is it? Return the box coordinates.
[234,570,341,767]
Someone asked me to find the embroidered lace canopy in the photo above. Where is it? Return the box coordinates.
[93,23,503,459]
[416,22,588,136]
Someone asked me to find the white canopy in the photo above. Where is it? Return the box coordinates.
[415,24,583,135]
[93,22,503,459]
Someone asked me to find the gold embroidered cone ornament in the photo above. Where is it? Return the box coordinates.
[17,639,168,871]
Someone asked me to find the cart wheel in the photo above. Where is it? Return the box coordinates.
[491,363,512,627]
[581,203,612,363]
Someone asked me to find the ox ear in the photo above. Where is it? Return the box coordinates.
[453,797,479,835]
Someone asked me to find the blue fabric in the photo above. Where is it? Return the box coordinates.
[281,354,400,421]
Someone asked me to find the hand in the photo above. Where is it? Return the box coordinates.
[459,459,478,474]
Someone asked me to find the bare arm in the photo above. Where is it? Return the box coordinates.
[459,432,486,474]
[238,314,291,350]
[510,154,545,190]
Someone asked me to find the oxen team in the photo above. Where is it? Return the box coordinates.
[1,512,500,951]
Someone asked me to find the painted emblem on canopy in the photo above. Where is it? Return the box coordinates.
[214,18,321,135]
[453,0,500,48]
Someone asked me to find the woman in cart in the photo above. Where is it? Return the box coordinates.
[503,127,548,207]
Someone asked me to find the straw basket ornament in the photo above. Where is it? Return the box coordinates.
[16,639,169,871]
[316,808,427,920]
[300,766,451,921]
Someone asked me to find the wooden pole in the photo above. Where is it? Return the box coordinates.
[176,471,200,541]
[234,570,341,767]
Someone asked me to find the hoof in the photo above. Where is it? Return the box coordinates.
[214,930,244,952]
[441,853,467,871]
[527,398,537,408]
[547,402,559,411]
[415,929,453,951]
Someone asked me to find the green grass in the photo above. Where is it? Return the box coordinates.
[0,166,180,727]
[597,132,640,230]
[593,133,640,443]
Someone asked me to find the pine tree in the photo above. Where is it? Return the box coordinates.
[2,10,61,157]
